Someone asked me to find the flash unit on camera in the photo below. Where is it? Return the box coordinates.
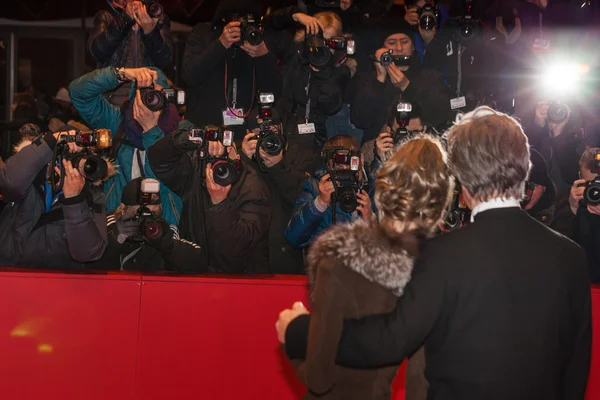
[397,102,413,113]
[350,156,360,171]
[222,130,233,147]
[259,93,275,104]
[346,40,355,55]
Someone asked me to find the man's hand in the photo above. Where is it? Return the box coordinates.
[258,149,283,168]
[374,48,389,83]
[133,90,161,132]
[534,101,549,128]
[206,164,232,205]
[318,174,335,205]
[292,13,323,35]
[387,64,410,91]
[208,140,226,158]
[123,68,158,87]
[133,2,159,35]
[404,6,419,26]
[345,58,358,77]
[241,41,269,58]
[375,131,395,159]
[219,21,241,49]
[588,204,600,216]
[569,179,586,215]
[276,302,310,344]
[115,216,140,244]
[60,159,85,199]
[241,131,258,160]
[357,190,373,221]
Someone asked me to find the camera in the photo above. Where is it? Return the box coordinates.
[255,93,285,157]
[131,179,166,242]
[322,148,365,213]
[455,0,479,43]
[378,50,411,68]
[305,33,355,69]
[189,127,234,147]
[548,102,568,124]
[57,128,112,149]
[209,157,243,187]
[393,101,414,144]
[442,184,470,232]
[142,1,163,19]
[419,0,438,31]
[139,83,186,112]
[227,14,264,46]
[579,150,600,207]
[66,152,109,182]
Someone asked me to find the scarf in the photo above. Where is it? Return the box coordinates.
[124,103,180,149]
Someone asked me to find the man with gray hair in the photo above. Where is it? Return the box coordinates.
[276,106,592,400]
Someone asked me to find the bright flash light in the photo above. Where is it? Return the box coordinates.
[540,63,589,96]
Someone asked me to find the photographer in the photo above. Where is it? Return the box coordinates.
[404,0,450,60]
[182,0,282,139]
[285,135,373,249]
[569,148,600,283]
[68,67,182,226]
[147,120,271,274]
[92,178,205,272]
[0,130,110,268]
[89,0,174,106]
[240,106,314,274]
[522,148,556,225]
[346,18,451,142]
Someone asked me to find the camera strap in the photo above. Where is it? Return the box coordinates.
[224,64,255,118]
[135,149,146,179]
[450,43,467,110]
[297,71,316,135]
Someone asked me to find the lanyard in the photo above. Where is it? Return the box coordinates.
[305,71,312,123]
[224,64,256,118]
[456,43,464,96]
[44,182,62,213]
[538,12,544,39]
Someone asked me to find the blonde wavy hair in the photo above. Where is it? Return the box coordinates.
[295,11,343,42]
[375,135,454,236]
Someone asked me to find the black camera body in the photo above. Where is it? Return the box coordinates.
[54,129,113,185]
[209,157,243,187]
[548,102,568,124]
[378,50,411,68]
[580,178,600,207]
[322,147,365,213]
[66,152,109,183]
[189,127,234,151]
[226,14,264,46]
[130,178,166,242]
[454,0,479,43]
[315,0,340,8]
[143,0,164,19]
[254,93,285,157]
[419,1,438,31]
[393,101,414,144]
[305,33,355,69]
[442,183,471,232]
[139,84,185,112]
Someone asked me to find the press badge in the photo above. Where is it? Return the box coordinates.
[222,108,245,126]
[450,96,467,110]
[297,123,316,135]
[532,38,550,51]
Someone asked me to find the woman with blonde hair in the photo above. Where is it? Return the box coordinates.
[289,135,454,399]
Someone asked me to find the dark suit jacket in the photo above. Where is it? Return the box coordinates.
[285,207,592,400]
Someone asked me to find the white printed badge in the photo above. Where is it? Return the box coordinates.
[297,123,316,135]
[532,38,550,51]
[222,108,245,126]
[450,96,467,110]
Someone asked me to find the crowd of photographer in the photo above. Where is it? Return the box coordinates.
[0,0,598,282]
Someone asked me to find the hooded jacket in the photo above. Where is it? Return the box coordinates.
[182,0,282,138]
[147,120,272,274]
[0,135,108,268]
[68,67,183,226]
[291,218,423,399]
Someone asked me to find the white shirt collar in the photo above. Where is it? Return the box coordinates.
[470,197,521,223]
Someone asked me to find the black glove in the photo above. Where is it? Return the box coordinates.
[116,216,140,244]
[143,218,174,253]
[173,128,198,152]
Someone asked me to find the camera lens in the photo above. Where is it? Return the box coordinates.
[337,187,358,213]
[212,160,240,187]
[246,26,264,46]
[143,221,164,239]
[443,211,462,231]
[460,24,473,41]
[309,46,331,68]
[548,103,568,124]
[261,134,283,156]
[380,52,393,67]
[142,90,167,112]
[146,2,164,19]
[585,182,600,205]
[81,156,109,182]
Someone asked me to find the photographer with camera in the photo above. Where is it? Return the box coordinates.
[92,178,205,272]
[68,66,182,226]
[147,120,271,274]
[347,18,451,142]
[404,0,450,60]
[239,97,314,274]
[182,0,282,139]
[0,130,112,268]
[285,135,373,249]
[568,148,600,283]
[89,0,174,106]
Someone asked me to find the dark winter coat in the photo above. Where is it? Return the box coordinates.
[0,135,107,268]
[291,218,426,399]
[148,121,272,274]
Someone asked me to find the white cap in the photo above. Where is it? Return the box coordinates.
[55,87,71,104]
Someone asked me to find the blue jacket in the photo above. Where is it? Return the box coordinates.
[414,4,450,63]
[285,168,375,249]
[68,67,182,225]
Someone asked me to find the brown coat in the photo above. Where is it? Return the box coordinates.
[292,219,427,400]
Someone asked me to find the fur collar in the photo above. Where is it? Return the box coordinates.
[306,219,422,297]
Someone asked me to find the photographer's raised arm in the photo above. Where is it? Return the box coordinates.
[285,179,328,249]
[88,10,136,66]
[182,23,228,88]
[141,16,174,69]
[0,133,57,202]
[147,121,195,198]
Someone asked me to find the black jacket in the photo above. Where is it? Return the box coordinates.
[182,5,282,139]
[574,207,600,284]
[240,144,313,274]
[285,208,591,400]
[88,10,174,69]
[90,214,206,273]
[0,135,107,268]
[346,61,451,142]
[148,122,272,274]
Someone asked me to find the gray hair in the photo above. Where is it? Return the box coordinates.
[445,106,531,202]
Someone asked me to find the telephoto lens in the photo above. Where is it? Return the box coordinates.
[548,103,568,124]
[71,155,109,182]
[141,88,167,112]
[211,159,242,187]
[305,35,332,68]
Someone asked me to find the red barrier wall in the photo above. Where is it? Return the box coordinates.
[0,268,596,400]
